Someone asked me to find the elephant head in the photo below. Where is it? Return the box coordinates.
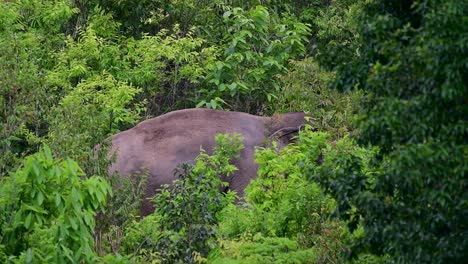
[268,113,310,147]
[108,109,311,215]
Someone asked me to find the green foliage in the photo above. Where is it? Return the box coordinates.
[209,235,317,264]
[47,72,143,164]
[313,137,379,231]
[199,5,310,113]
[0,0,73,177]
[216,128,348,263]
[44,17,143,162]
[0,145,111,263]
[313,0,361,74]
[318,0,468,262]
[119,214,161,256]
[96,0,219,37]
[94,170,149,257]
[98,253,134,264]
[278,57,363,138]
[47,18,215,114]
[122,27,217,113]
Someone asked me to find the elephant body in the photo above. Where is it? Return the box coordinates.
[109,108,308,214]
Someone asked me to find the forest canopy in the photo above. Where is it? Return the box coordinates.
[0,0,466,263]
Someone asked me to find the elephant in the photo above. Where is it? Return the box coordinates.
[109,108,310,215]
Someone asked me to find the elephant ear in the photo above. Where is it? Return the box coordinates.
[270,126,301,148]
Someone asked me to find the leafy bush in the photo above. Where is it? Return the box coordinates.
[210,235,317,264]
[94,170,149,256]
[277,58,363,139]
[313,137,379,231]
[245,131,334,239]
[119,214,162,257]
[0,145,111,263]
[199,5,310,113]
[0,0,74,177]
[216,128,349,263]
[313,0,361,77]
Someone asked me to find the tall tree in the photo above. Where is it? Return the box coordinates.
[319,0,468,263]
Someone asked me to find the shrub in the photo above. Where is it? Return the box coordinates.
[277,58,363,139]
[209,235,317,264]
[216,128,348,263]
[94,170,149,256]
[198,5,310,113]
[0,145,111,263]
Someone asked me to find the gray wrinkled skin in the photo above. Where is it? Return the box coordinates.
[109,108,309,215]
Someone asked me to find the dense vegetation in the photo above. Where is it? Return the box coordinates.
[0,0,466,263]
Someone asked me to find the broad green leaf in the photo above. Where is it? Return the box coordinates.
[25,248,33,264]
[24,213,32,229]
